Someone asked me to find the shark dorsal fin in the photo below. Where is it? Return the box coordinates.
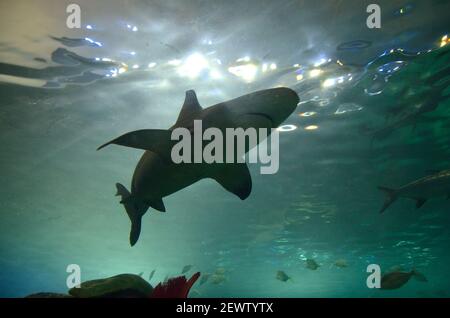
[176,90,202,124]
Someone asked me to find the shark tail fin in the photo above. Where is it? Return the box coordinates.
[115,183,148,246]
[378,186,398,214]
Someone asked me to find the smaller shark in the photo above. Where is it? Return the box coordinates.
[378,169,450,213]
[363,79,449,141]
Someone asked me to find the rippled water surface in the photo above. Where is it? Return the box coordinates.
[0,0,450,297]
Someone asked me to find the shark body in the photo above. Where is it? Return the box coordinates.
[98,87,299,245]
[378,169,450,213]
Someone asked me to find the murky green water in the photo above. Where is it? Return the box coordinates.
[0,0,449,297]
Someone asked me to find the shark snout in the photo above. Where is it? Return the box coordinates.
[272,87,300,105]
[256,87,300,126]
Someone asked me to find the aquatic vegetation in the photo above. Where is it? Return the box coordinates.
[152,272,201,298]
[69,273,153,298]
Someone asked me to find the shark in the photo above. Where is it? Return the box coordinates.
[98,87,299,245]
[365,79,450,140]
[378,169,450,213]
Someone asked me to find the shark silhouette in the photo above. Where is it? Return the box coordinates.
[98,87,299,245]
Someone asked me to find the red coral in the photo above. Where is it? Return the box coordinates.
[150,272,200,298]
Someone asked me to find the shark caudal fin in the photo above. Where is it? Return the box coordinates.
[115,183,149,246]
[377,186,398,214]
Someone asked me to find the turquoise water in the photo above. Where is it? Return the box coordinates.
[0,0,449,297]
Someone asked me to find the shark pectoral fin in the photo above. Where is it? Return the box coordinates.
[129,215,142,246]
[416,199,427,209]
[97,129,174,156]
[212,163,252,200]
[148,198,166,212]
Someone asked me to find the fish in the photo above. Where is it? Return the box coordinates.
[381,270,427,290]
[98,88,299,246]
[334,259,348,268]
[378,169,450,213]
[214,268,227,275]
[148,269,156,281]
[276,270,291,282]
[305,259,319,270]
[366,81,449,140]
[199,273,210,286]
[181,265,193,274]
[210,274,226,285]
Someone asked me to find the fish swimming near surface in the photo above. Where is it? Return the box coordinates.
[378,169,450,213]
[334,259,348,268]
[98,88,299,246]
[276,270,292,282]
[381,270,427,290]
[364,80,449,141]
[305,259,319,270]
[181,265,193,274]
